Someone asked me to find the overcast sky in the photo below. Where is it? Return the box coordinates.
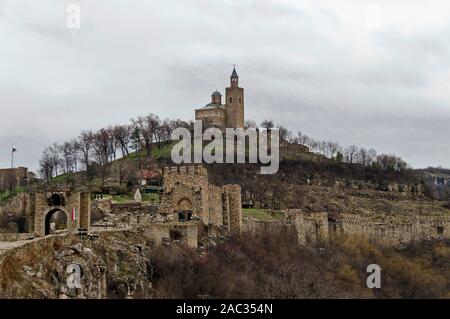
[0,0,449,172]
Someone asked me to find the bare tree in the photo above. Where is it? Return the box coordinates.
[367,148,377,166]
[92,128,111,166]
[261,120,274,129]
[327,141,341,159]
[344,145,359,164]
[245,120,257,129]
[297,132,310,146]
[59,141,76,174]
[277,125,291,142]
[375,154,408,173]
[39,144,61,181]
[107,125,119,161]
[92,128,112,188]
[113,124,132,157]
[78,130,94,170]
[70,139,81,172]
[132,114,161,156]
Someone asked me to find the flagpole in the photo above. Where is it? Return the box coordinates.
[11,145,17,169]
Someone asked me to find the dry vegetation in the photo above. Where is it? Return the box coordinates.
[149,231,450,299]
[290,185,450,217]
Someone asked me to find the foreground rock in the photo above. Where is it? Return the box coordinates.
[0,231,153,298]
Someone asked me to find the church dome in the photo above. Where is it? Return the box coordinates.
[212,91,221,97]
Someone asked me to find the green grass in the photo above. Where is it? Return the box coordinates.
[0,186,26,203]
[142,193,159,203]
[51,172,73,182]
[243,208,285,221]
[122,142,175,161]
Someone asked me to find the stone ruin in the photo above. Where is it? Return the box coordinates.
[0,191,91,238]
[159,166,242,235]
[89,165,243,248]
[243,209,450,247]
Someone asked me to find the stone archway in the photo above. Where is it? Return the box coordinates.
[177,198,193,222]
[44,208,69,235]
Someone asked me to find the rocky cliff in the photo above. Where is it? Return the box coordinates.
[0,231,153,298]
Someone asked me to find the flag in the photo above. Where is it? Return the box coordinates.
[12,146,17,153]
[71,207,77,221]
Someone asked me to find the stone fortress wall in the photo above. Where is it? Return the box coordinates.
[159,166,242,235]
[244,210,450,247]
[0,191,91,238]
[0,167,30,189]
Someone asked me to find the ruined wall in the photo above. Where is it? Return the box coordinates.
[0,167,29,189]
[32,192,91,237]
[79,193,91,231]
[159,166,243,235]
[243,219,294,234]
[159,166,210,222]
[338,213,450,246]
[0,192,31,218]
[244,209,449,247]
[223,184,242,235]
[303,212,329,243]
[171,224,198,248]
[208,184,223,226]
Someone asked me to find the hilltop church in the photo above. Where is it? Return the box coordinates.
[195,67,244,129]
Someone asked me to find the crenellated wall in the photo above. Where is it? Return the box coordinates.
[159,166,242,235]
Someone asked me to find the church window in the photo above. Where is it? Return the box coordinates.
[239,97,242,104]
[230,97,232,103]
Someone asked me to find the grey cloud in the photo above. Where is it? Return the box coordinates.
[0,0,449,172]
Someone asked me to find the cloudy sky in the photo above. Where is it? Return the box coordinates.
[0,0,449,172]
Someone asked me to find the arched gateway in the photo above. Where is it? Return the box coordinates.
[29,191,91,237]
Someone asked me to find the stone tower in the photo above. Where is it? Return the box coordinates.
[225,67,244,129]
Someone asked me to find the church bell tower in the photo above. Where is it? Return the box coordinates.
[225,66,244,128]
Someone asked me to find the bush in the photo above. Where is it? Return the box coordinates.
[149,231,450,299]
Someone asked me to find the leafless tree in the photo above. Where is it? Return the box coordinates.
[92,128,111,166]
[261,120,274,129]
[78,130,94,169]
[375,154,408,173]
[106,125,119,161]
[132,114,161,156]
[327,141,341,159]
[39,143,61,181]
[59,141,75,174]
[113,124,132,157]
[277,125,291,142]
[245,120,257,129]
[344,145,359,164]
[297,132,310,146]
[92,128,112,188]
[70,139,81,172]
